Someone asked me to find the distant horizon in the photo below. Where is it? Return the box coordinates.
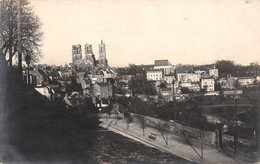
[31,0,260,67]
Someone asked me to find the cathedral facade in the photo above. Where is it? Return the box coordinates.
[72,40,108,69]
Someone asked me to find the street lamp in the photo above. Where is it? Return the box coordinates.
[25,54,31,85]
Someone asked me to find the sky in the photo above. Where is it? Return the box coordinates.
[31,0,260,67]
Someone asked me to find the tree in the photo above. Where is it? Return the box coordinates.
[157,122,171,145]
[211,107,236,130]
[215,60,236,77]
[136,114,148,136]
[0,0,44,68]
[159,82,167,88]
[214,83,222,91]
[181,87,189,94]
[250,61,260,77]
[126,113,133,130]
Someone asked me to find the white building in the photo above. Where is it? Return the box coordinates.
[201,78,215,91]
[237,77,255,86]
[179,82,201,92]
[177,73,201,83]
[153,59,174,75]
[146,70,163,81]
[154,65,174,75]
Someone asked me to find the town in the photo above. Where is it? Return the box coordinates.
[16,40,260,163]
[1,0,260,163]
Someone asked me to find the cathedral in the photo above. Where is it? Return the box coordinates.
[72,40,108,69]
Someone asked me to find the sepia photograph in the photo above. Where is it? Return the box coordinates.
[0,0,260,163]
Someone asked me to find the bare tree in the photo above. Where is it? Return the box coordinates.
[0,0,44,68]
[136,115,148,136]
[126,114,133,130]
[157,122,171,145]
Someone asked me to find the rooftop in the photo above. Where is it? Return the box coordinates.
[154,60,171,66]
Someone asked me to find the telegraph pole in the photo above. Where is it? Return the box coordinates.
[18,0,23,78]
[234,96,238,152]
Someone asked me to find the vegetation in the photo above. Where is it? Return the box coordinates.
[136,114,148,136]
[128,76,157,95]
[126,113,133,130]
[215,60,260,78]
[0,0,44,68]
[156,122,171,145]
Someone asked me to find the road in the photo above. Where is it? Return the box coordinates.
[100,117,240,164]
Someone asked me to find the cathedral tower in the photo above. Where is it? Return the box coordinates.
[72,44,82,65]
[98,40,107,68]
[84,43,95,67]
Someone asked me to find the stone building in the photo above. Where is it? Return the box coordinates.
[72,44,82,64]
[84,43,95,68]
[153,59,174,75]
[72,40,108,69]
[98,40,108,68]
[146,69,163,81]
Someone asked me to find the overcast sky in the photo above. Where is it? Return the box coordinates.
[31,0,260,67]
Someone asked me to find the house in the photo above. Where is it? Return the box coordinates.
[226,76,237,89]
[29,69,44,86]
[175,94,189,102]
[209,68,219,79]
[177,73,201,83]
[179,81,201,92]
[38,68,49,86]
[218,78,227,89]
[160,88,173,102]
[35,87,52,100]
[195,70,206,75]
[163,74,175,88]
[103,68,117,79]
[93,83,113,99]
[201,78,215,91]
[173,81,179,94]
[146,69,163,81]
[237,77,255,86]
[223,90,243,97]
[190,83,201,92]
[204,91,219,96]
[180,82,192,88]
[91,74,105,83]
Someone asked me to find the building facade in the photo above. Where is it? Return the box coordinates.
[72,40,108,69]
[201,78,215,91]
[177,73,201,83]
[98,40,108,68]
[237,77,255,86]
[209,68,219,79]
[72,44,82,64]
[84,43,95,68]
[146,70,163,81]
[154,59,174,75]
